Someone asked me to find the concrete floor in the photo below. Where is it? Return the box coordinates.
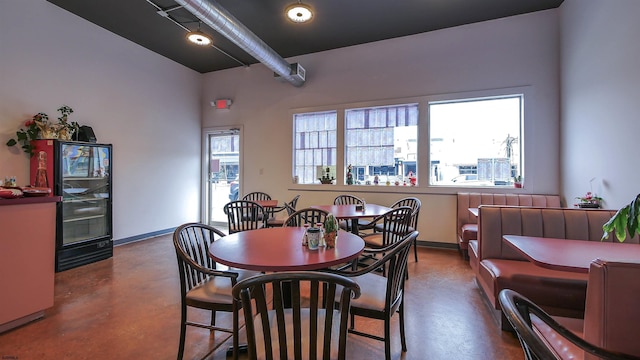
[0,234,524,360]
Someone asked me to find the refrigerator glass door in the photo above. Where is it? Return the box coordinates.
[61,143,111,245]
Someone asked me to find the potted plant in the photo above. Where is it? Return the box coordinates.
[602,194,640,242]
[323,213,339,248]
[55,105,79,140]
[575,191,603,208]
[319,167,335,184]
[6,105,79,156]
[514,175,523,188]
[6,112,50,156]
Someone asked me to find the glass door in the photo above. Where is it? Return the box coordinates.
[59,142,112,246]
[205,129,240,226]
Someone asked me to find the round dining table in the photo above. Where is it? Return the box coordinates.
[208,227,364,272]
[310,204,391,234]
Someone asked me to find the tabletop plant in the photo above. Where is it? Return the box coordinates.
[323,213,339,248]
[602,193,640,242]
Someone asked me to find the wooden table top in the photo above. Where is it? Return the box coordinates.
[503,235,640,273]
[209,227,364,272]
[310,204,390,219]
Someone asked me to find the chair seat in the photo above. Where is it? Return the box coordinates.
[266,217,285,227]
[186,269,260,307]
[252,309,343,359]
[347,273,387,312]
[374,224,415,233]
[229,223,265,234]
[361,233,384,248]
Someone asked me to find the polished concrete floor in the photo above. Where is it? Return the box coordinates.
[0,235,524,360]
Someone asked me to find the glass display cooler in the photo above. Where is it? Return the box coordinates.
[31,140,113,272]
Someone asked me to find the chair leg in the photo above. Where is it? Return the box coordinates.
[413,237,418,262]
[399,302,407,352]
[232,304,239,360]
[384,317,391,360]
[178,304,187,360]
[210,310,216,327]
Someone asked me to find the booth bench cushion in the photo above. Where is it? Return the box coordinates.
[474,206,639,326]
[456,193,561,259]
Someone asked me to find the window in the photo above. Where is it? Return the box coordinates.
[345,104,418,185]
[293,111,337,184]
[429,95,522,187]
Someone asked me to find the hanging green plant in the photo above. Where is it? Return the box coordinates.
[602,194,640,242]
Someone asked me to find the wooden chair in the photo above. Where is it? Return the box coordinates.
[362,206,412,249]
[283,207,329,227]
[224,200,266,233]
[326,231,418,360]
[374,197,421,262]
[499,288,640,360]
[242,191,272,202]
[173,223,261,360]
[266,194,300,227]
[232,271,361,360]
[333,194,367,232]
[242,192,272,221]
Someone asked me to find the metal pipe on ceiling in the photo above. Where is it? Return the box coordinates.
[174,0,305,87]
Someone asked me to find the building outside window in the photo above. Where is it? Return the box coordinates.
[345,104,418,185]
[293,111,337,184]
[429,95,522,187]
[291,91,522,188]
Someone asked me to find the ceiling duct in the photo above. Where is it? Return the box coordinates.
[174,0,305,87]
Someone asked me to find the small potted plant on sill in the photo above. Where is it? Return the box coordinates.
[602,194,640,242]
[319,167,335,184]
[514,175,523,188]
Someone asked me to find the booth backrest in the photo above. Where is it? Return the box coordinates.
[583,259,640,358]
[456,193,561,238]
[477,206,640,261]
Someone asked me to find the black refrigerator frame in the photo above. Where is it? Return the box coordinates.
[53,140,113,272]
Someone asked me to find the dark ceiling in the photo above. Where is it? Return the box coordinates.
[46,0,564,74]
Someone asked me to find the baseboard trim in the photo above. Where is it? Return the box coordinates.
[113,228,175,246]
[417,240,458,250]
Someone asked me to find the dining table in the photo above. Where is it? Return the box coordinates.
[503,235,640,273]
[310,204,391,234]
[209,227,365,272]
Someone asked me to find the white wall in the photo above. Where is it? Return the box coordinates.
[201,10,561,244]
[560,0,640,210]
[0,0,202,240]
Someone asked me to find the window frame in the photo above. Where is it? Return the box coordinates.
[427,92,524,188]
[289,86,529,192]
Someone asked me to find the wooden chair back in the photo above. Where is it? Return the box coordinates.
[224,200,265,233]
[232,271,361,360]
[283,207,329,227]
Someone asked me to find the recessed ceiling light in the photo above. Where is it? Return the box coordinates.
[286,2,313,23]
[186,30,212,46]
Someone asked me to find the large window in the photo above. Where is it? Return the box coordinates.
[293,111,337,184]
[429,95,522,187]
[345,104,418,185]
[291,91,523,189]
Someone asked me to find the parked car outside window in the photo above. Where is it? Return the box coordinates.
[228,176,239,201]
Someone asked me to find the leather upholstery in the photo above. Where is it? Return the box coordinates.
[475,206,639,320]
[583,259,640,358]
[456,193,561,254]
[520,260,640,359]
